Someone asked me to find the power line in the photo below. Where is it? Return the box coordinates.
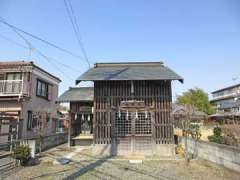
[63,0,90,67]
[36,50,75,81]
[0,33,28,49]
[67,0,90,67]
[0,30,75,81]
[0,33,81,74]
[0,17,85,61]
[3,21,35,60]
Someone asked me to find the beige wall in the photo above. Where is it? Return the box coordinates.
[21,68,60,139]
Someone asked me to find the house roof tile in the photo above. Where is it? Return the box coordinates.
[76,62,183,84]
[57,87,94,103]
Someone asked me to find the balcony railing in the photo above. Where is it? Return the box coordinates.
[211,92,240,101]
[0,80,23,96]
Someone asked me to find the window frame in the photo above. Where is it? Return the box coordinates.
[0,73,5,80]
[27,110,33,130]
[36,79,49,100]
[6,72,22,80]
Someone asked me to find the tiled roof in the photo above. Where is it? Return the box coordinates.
[56,87,94,102]
[76,62,183,84]
[212,83,240,94]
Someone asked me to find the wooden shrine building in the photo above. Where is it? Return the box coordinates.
[74,62,183,156]
[57,87,94,145]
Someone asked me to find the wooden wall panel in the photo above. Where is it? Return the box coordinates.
[94,80,173,145]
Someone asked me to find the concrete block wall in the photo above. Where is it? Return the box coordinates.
[180,137,240,172]
[21,133,67,157]
[40,133,68,151]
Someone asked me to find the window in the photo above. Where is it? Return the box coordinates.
[0,74,4,80]
[36,80,49,99]
[46,114,50,122]
[6,73,22,80]
[27,111,33,130]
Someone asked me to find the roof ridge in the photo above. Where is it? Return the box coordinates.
[94,61,164,68]
[0,60,31,65]
[69,86,93,89]
[212,83,240,94]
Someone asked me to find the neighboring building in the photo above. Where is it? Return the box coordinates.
[56,109,70,133]
[172,103,207,128]
[57,87,94,145]
[211,84,240,114]
[64,62,183,156]
[0,61,61,142]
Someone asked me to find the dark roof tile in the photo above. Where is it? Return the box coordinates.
[76,62,183,83]
[57,87,94,102]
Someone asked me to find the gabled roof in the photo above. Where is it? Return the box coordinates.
[212,83,240,94]
[76,62,183,84]
[172,104,207,117]
[0,60,61,82]
[56,87,94,103]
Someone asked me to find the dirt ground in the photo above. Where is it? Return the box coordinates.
[4,144,240,180]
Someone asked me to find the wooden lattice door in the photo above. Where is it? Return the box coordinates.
[114,101,154,154]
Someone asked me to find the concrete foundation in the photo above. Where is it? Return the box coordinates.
[91,143,175,157]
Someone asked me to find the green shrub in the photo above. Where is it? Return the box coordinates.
[208,127,224,144]
[213,127,222,137]
[208,134,224,144]
[13,145,31,165]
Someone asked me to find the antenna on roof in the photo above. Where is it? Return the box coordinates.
[232,76,239,83]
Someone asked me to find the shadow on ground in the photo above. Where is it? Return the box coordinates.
[38,145,174,180]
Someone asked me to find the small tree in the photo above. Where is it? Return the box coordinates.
[174,105,202,165]
[176,88,215,115]
[178,105,194,165]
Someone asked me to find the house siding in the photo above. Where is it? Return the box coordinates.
[0,62,60,141]
[21,71,59,139]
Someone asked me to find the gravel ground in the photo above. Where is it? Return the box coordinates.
[3,144,240,180]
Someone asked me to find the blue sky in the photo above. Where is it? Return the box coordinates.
[0,0,240,99]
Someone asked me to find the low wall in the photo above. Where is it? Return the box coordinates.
[21,133,67,157]
[180,137,240,172]
[40,133,68,151]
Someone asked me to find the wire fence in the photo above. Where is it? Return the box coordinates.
[0,140,20,179]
